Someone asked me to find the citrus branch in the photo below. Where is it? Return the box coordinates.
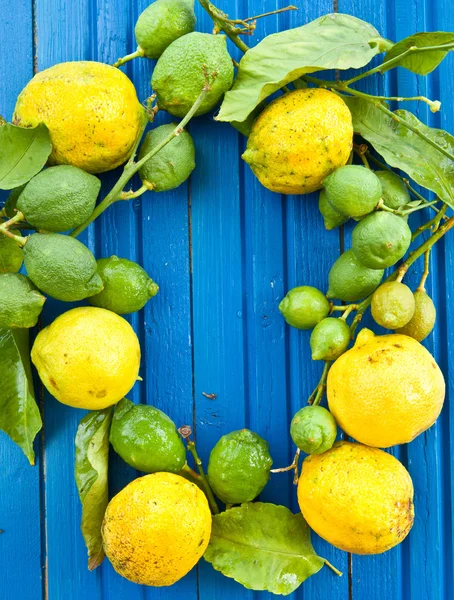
[70,83,211,238]
[0,211,27,245]
[308,361,331,406]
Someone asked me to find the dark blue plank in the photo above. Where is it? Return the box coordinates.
[0,1,43,599]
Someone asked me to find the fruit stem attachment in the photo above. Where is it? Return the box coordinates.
[178,426,220,514]
[119,184,149,200]
[308,361,331,407]
[323,558,343,577]
[198,0,250,52]
[412,203,448,241]
[70,84,211,238]
[270,449,301,484]
[0,211,27,245]
[112,47,145,68]
[339,304,358,321]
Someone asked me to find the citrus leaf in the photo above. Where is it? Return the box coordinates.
[0,123,52,190]
[217,14,385,125]
[383,32,454,75]
[204,502,325,595]
[345,97,454,208]
[75,408,113,570]
[0,328,42,465]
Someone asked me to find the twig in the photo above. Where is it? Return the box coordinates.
[308,361,331,406]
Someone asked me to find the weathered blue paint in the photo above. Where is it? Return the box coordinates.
[1,0,453,598]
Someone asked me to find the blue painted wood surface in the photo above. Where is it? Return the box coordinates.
[1,0,453,597]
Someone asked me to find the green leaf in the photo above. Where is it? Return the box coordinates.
[217,14,385,125]
[0,328,42,464]
[345,97,454,207]
[383,32,454,75]
[204,502,325,595]
[0,123,52,190]
[75,408,113,570]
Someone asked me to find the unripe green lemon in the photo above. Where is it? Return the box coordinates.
[375,170,410,210]
[23,233,103,302]
[323,166,382,217]
[279,286,330,330]
[371,281,416,329]
[0,273,46,328]
[395,289,436,341]
[134,0,196,59]
[152,33,234,117]
[327,249,384,302]
[0,235,24,273]
[310,317,350,361]
[17,165,101,232]
[207,429,272,504]
[88,256,158,314]
[318,189,348,230]
[352,211,411,269]
[290,406,337,455]
[110,398,186,473]
[138,124,195,191]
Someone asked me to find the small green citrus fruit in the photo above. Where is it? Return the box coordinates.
[290,406,337,455]
[327,249,384,302]
[318,189,348,230]
[279,286,330,330]
[395,289,436,341]
[375,170,410,210]
[0,273,45,328]
[310,317,350,360]
[323,165,382,217]
[371,281,416,329]
[0,235,24,273]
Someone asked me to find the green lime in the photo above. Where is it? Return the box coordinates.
[371,281,416,329]
[0,273,45,328]
[290,406,337,455]
[310,317,350,360]
[375,170,410,210]
[88,256,158,314]
[207,429,272,504]
[279,286,330,330]
[0,235,24,273]
[352,211,411,269]
[23,233,103,302]
[4,185,26,217]
[138,124,195,191]
[323,165,382,217]
[395,289,436,341]
[110,398,186,473]
[327,249,384,302]
[134,0,196,59]
[318,189,348,230]
[152,32,234,117]
[17,166,100,232]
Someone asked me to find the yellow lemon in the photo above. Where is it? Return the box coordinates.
[297,441,414,555]
[242,88,353,195]
[13,61,146,173]
[31,307,140,409]
[102,472,211,586]
[327,328,445,447]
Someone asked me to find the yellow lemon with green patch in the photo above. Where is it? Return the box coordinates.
[102,472,211,586]
[298,441,414,555]
[242,88,353,195]
[31,306,140,409]
[13,61,146,173]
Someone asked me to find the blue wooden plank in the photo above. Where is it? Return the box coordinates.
[0,1,43,599]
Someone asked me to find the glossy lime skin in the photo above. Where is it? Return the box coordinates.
[110,398,187,473]
[318,189,348,230]
[207,429,273,504]
[135,0,196,59]
[371,281,416,329]
[138,124,195,192]
[23,233,103,302]
[88,256,159,315]
[396,289,436,341]
[279,286,330,330]
[310,317,350,361]
[327,249,384,302]
[290,406,337,455]
[0,273,45,328]
[352,211,412,270]
[152,33,234,117]
[323,165,382,217]
[17,165,100,232]
[0,235,24,273]
[375,170,410,210]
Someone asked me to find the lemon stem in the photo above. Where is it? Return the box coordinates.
[0,211,27,245]
[412,203,448,242]
[339,304,358,321]
[185,439,220,514]
[323,558,343,577]
[112,48,144,68]
[242,5,297,22]
[308,361,331,407]
[197,0,250,53]
[119,183,149,200]
[70,84,211,238]
[270,449,301,484]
